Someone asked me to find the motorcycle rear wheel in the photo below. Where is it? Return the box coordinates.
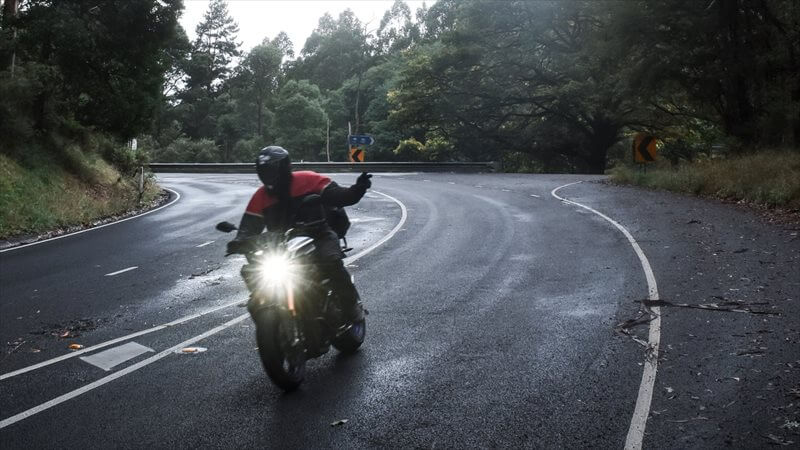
[332,318,366,354]
[254,309,306,391]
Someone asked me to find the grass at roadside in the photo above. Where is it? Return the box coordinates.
[0,150,161,239]
[609,151,800,209]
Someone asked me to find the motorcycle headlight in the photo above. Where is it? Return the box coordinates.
[258,254,294,286]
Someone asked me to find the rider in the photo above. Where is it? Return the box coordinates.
[226,145,372,323]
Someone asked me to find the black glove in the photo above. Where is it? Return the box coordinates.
[356,172,372,190]
[226,239,248,255]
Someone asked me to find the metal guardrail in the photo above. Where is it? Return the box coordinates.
[149,162,501,173]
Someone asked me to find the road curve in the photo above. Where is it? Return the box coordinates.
[1,173,797,448]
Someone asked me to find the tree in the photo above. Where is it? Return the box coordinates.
[293,10,370,92]
[238,42,283,138]
[390,1,655,172]
[186,0,240,93]
[612,0,800,150]
[273,80,327,160]
[6,0,185,139]
[375,0,420,55]
[176,0,240,141]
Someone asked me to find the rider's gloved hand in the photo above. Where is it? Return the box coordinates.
[226,239,247,255]
[356,172,372,190]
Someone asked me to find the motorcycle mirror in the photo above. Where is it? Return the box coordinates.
[216,221,237,233]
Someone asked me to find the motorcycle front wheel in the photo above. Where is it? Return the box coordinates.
[254,308,306,391]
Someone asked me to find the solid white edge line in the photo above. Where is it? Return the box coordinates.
[551,181,661,450]
[345,190,407,265]
[0,188,182,254]
[0,299,244,381]
[0,314,250,430]
[104,266,139,277]
[0,189,409,428]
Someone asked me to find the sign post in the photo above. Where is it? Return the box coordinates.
[347,135,374,162]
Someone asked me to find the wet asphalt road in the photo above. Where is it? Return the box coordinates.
[0,173,798,448]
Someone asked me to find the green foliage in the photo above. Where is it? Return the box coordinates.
[393,138,424,160]
[273,80,328,160]
[155,137,220,163]
[0,149,160,239]
[610,151,800,208]
[8,0,184,139]
[292,10,369,91]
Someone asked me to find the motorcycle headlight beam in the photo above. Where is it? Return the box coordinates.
[258,254,294,286]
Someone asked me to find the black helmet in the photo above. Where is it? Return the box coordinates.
[256,146,291,192]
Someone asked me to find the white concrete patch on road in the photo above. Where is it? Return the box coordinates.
[0,314,250,430]
[79,342,154,371]
[104,266,139,277]
[196,241,214,248]
[0,188,181,254]
[551,181,661,450]
[0,298,244,381]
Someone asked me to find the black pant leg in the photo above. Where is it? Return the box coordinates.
[319,260,360,308]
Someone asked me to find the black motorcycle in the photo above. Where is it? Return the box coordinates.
[216,205,365,391]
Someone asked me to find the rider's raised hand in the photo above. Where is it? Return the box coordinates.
[356,172,372,190]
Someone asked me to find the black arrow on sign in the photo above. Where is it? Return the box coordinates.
[352,149,363,162]
[638,136,655,161]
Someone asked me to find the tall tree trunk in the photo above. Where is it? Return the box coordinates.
[585,119,619,174]
[257,96,263,137]
[2,0,19,72]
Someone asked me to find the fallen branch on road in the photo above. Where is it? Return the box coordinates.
[636,299,780,316]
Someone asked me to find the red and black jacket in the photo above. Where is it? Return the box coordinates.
[234,171,367,258]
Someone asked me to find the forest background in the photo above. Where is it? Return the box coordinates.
[3,0,798,173]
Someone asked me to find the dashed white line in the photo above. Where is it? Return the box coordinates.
[196,241,214,248]
[0,299,244,380]
[0,315,249,430]
[530,194,540,198]
[0,189,409,429]
[551,181,661,450]
[104,266,138,277]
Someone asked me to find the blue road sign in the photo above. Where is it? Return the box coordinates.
[348,135,375,146]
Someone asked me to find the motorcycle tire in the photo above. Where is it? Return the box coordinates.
[254,308,306,391]
[332,318,366,354]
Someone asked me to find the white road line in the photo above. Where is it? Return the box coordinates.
[345,190,407,265]
[79,342,154,371]
[0,299,244,380]
[551,181,661,450]
[0,188,181,254]
[0,189,409,428]
[196,241,214,248]
[530,194,540,198]
[104,266,138,277]
[0,314,249,430]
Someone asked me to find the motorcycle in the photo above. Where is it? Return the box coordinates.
[216,197,366,391]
